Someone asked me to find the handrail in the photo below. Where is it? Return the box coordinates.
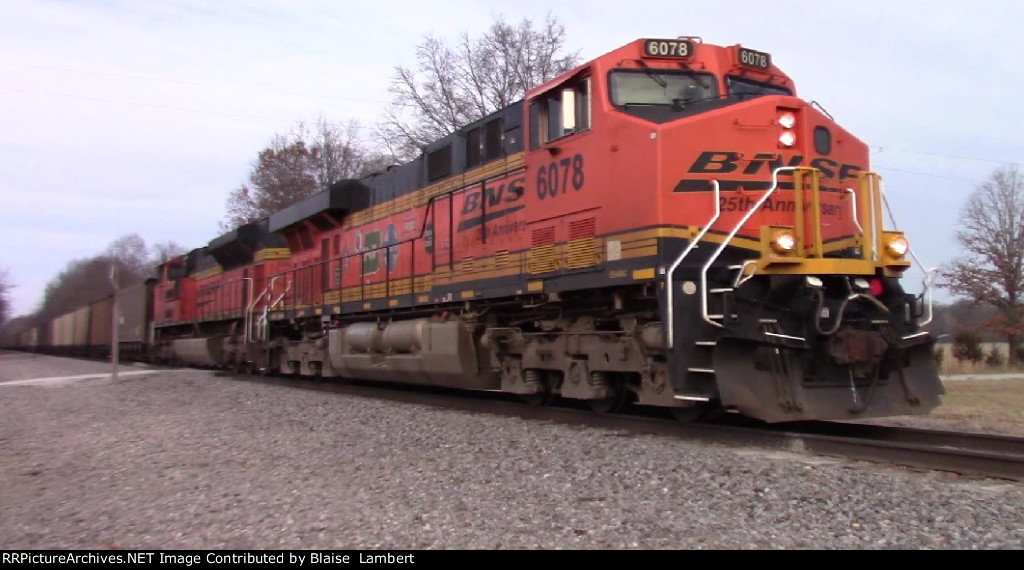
[274,281,293,308]
[245,281,270,343]
[914,267,939,328]
[877,177,937,327]
[869,174,880,261]
[701,166,799,328]
[793,168,824,257]
[254,276,291,343]
[665,180,720,348]
[844,188,863,236]
[856,174,876,262]
[240,277,253,345]
[734,259,758,288]
[256,309,268,342]
[268,276,292,310]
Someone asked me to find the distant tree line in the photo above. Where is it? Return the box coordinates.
[0,235,186,332]
[38,234,185,318]
[929,301,1003,341]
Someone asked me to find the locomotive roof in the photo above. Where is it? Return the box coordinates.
[207,218,286,269]
[268,100,524,238]
[268,179,374,234]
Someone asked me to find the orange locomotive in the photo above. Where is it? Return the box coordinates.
[156,37,944,423]
[152,219,291,369]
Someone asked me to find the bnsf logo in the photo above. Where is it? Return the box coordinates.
[688,152,863,180]
[461,177,525,215]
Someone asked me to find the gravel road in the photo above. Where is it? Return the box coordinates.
[1,350,1023,549]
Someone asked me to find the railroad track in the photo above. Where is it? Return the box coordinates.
[770,421,1024,482]
[218,370,1024,483]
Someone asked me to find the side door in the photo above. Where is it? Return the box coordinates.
[524,72,602,278]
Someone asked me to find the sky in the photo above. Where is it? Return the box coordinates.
[1,0,1022,318]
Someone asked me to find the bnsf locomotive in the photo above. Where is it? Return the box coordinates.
[13,37,945,423]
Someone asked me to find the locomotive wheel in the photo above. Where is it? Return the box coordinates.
[308,362,324,383]
[518,369,554,406]
[520,390,554,407]
[588,382,627,414]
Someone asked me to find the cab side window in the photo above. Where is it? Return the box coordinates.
[529,77,591,150]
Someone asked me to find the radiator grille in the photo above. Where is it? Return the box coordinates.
[529,226,556,274]
[567,218,598,269]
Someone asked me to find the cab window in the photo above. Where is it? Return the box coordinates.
[529,77,591,149]
[609,69,716,107]
[725,76,792,100]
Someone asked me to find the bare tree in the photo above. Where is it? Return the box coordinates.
[378,13,580,159]
[106,234,149,278]
[310,118,379,188]
[0,267,13,326]
[37,234,163,318]
[247,135,321,216]
[150,240,187,267]
[941,164,1024,363]
[223,184,261,231]
[219,134,320,231]
[222,119,388,230]
[39,256,117,318]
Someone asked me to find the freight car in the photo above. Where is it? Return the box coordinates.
[15,36,946,424]
[2,281,155,360]
[0,316,40,351]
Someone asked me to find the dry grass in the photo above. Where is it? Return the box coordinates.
[869,378,1024,435]
[934,379,1024,432]
[934,342,1020,375]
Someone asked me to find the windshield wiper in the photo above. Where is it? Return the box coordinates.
[636,60,667,88]
[671,92,724,111]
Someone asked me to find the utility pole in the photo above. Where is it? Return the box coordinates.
[110,263,119,381]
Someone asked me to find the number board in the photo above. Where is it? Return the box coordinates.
[643,39,694,59]
[737,47,771,70]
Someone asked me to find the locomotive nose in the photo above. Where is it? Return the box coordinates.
[713,332,942,423]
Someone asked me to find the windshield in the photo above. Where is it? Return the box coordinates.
[609,69,717,107]
[726,76,792,100]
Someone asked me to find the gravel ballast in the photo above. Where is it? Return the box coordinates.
[1,351,1022,550]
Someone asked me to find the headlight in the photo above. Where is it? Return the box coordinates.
[885,236,909,257]
[779,131,796,147]
[761,225,800,259]
[777,111,797,129]
[772,231,796,253]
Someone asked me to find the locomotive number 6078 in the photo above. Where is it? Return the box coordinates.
[536,154,585,200]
